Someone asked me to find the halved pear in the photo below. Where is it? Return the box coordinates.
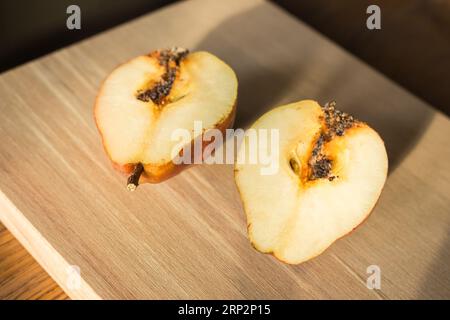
[234,100,388,264]
[95,48,238,188]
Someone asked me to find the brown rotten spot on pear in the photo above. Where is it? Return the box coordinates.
[95,48,238,190]
[235,100,388,264]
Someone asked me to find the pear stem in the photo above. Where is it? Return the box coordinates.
[127,163,144,191]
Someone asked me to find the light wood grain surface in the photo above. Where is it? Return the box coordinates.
[0,0,449,299]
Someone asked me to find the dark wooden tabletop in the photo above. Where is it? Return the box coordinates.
[276,0,450,116]
[0,222,68,299]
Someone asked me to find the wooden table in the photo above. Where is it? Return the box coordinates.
[0,0,449,299]
[0,222,67,299]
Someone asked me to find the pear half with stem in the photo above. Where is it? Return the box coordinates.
[234,100,388,264]
[95,48,238,189]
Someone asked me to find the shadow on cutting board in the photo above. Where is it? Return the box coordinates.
[194,3,433,174]
[417,226,450,299]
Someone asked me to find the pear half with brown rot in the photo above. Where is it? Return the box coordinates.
[234,100,388,264]
[95,48,238,189]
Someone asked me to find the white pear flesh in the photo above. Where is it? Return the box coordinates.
[234,100,388,264]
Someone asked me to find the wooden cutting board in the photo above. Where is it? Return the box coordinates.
[0,0,449,299]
